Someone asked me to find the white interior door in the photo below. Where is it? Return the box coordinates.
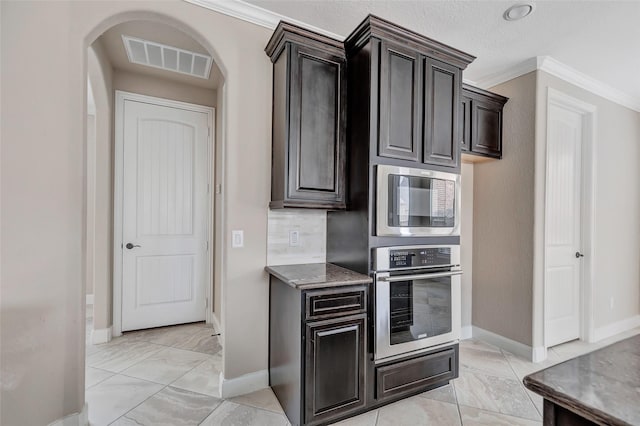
[121,99,209,331]
[544,103,583,347]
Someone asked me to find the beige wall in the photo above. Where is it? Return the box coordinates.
[532,71,640,347]
[113,69,217,108]
[460,162,474,329]
[2,3,86,424]
[1,1,272,424]
[88,39,115,331]
[473,72,537,346]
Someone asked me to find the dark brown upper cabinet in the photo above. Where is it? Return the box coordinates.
[423,58,461,168]
[461,84,508,160]
[378,40,421,162]
[266,22,347,209]
[345,15,474,172]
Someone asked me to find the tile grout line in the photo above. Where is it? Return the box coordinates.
[500,348,543,420]
[451,381,464,425]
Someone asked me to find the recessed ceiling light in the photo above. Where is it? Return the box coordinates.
[503,3,535,21]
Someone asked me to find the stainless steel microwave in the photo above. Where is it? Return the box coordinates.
[376,165,461,237]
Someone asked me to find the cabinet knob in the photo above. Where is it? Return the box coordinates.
[575,251,584,258]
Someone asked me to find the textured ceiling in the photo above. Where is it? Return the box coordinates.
[99,20,223,89]
[243,0,640,101]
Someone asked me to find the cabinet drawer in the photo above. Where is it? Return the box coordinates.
[376,346,458,401]
[305,286,367,320]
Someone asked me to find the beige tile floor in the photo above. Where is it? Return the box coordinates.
[85,308,640,426]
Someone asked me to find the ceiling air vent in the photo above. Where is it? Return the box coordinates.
[122,35,212,79]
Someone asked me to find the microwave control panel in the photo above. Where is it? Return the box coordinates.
[389,247,451,269]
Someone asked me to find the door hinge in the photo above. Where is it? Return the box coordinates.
[207,183,210,194]
[206,241,209,251]
[205,298,208,308]
[208,127,211,137]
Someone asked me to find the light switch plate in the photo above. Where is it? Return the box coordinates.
[232,230,244,248]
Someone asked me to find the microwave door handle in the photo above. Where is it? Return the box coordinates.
[379,271,463,282]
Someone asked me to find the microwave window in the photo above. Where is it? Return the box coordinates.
[389,175,455,228]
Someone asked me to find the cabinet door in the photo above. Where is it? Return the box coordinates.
[423,57,461,168]
[305,314,366,425]
[471,98,503,158]
[460,96,471,152]
[378,41,421,162]
[287,44,346,207]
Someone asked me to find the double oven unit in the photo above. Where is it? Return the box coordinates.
[327,163,463,407]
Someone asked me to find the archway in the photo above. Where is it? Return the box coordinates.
[83,12,227,424]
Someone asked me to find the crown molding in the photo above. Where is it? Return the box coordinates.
[475,56,640,112]
[473,57,538,89]
[184,0,345,41]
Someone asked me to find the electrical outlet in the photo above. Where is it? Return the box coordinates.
[232,230,244,248]
[289,230,300,247]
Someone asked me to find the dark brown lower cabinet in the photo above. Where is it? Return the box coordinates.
[269,277,368,426]
[305,315,366,425]
[375,346,458,401]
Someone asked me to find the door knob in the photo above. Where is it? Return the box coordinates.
[575,251,584,258]
[126,243,141,249]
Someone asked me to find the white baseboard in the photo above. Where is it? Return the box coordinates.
[86,294,94,305]
[593,315,640,342]
[472,326,534,361]
[460,325,473,340]
[48,403,88,426]
[532,346,548,363]
[91,327,112,345]
[219,369,268,398]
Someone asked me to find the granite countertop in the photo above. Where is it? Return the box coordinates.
[265,263,372,290]
[524,335,640,426]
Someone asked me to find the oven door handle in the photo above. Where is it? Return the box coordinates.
[379,270,463,282]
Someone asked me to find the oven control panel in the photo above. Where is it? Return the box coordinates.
[389,247,451,269]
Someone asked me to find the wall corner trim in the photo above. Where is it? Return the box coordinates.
[220,369,269,398]
[91,327,112,345]
[593,315,640,342]
[183,0,345,40]
[471,326,536,362]
[47,403,88,426]
[475,56,640,112]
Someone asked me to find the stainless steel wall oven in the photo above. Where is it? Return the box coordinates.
[373,245,461,362]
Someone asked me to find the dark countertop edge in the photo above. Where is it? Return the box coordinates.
[523,374,631,426]
[264,263,372,290]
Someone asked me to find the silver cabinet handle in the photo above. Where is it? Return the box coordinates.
[379,271,463,282]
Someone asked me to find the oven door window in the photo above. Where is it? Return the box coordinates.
[389,277,452,345]
[388,174,455,228]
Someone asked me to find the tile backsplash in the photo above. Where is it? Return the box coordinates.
[267,209,326,266]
